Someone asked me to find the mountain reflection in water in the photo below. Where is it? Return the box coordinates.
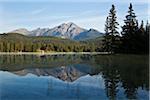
[12,66,87,82]
[0,54,149,100]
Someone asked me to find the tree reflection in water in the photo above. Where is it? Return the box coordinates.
[95,55,149,100]
[0,54,149,100]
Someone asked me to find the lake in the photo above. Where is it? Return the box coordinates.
[0,54,149,100]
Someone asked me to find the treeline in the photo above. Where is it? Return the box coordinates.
[0,33,102,52]
[103,3,149,54]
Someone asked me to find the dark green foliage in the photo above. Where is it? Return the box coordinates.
[121,3,149,54]
[121,3,139,53]
[0,33,102,52]
[144,21,150,53]
[102,5,120,53]
[103,3,149,54]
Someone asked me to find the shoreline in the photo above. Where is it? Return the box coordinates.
[0,52,111,55]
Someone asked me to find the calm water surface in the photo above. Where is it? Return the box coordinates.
[0,54,149,100]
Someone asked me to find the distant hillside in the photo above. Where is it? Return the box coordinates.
[0,33,103,52]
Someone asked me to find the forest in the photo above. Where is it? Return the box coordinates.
[0,33,103,52]
[0,3,149,54]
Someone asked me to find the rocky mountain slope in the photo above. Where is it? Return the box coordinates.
[10,22,103,40]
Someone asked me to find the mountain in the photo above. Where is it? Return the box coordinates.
[30,22,86,39]
[9,22,103,40]
[30,28,49,36]
[10,28,31,35]
[74,28,103,40]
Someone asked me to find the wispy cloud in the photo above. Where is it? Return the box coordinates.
[0,0,148,33]
[31,8,46,15]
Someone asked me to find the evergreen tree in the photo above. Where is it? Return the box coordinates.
[121,3,139,53]
[145,21,150,35]
[144,21,150,53]
[140,20,144,31]
[103,5,120,53]
[108,5,119,36]
[103,17,111,52]
[105,17,109,35]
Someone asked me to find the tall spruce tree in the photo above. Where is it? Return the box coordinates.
[121,3,139,53]
[103,5,120,53]
[135,20,146,53]
[145,21,150,36]
[103,17,111,52]
[105,17,109,35]
[144,21,150,53]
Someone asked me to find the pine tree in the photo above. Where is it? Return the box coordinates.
[105,17,109,35]
[122,3,138,34]
[103,5,120,53]
[145,20,150,36]
[144,21,150,53]
[121,3,139,53]
[134,20,146,53]
[103,17,111,52]
[108,5,119,36]
[139,20,145,33]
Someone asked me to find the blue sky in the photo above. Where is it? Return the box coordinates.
[0,0,149,33]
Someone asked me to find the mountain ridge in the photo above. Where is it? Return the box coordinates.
[10,22,103,40]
